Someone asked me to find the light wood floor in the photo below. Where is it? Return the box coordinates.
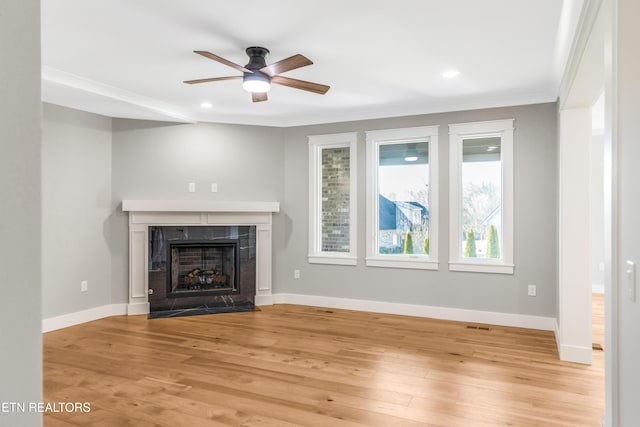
[43,304,604,427]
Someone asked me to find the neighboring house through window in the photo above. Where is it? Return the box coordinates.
[366,126,439,270]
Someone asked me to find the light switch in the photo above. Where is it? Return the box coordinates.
[626,260,636,302]
[188,182,196,193]
[211,183,218,193]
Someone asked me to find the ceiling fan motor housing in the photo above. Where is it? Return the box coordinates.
[243,47,271,92]
[244,47,270,71]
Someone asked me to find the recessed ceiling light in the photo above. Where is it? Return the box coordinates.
[442,70,460,78]
[200,102,213,108]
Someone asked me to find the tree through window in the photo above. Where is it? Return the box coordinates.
[449,119,514,274]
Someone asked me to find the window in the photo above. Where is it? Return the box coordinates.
[449,119,514,274]
[308,132,357,265]
[365,126,439,269]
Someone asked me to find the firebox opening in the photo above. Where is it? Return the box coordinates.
[167,240,239,298]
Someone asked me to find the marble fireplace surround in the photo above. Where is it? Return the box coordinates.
[122,200,279,315]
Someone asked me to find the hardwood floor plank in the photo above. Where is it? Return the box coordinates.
[43,304,604,426]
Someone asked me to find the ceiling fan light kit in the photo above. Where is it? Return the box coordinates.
[185,46,330,103]
[242,72,271,93]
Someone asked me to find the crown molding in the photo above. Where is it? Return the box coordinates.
[558,0,604,109]
[42,66,195,123]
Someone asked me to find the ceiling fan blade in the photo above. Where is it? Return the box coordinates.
[194,51,253,74]
[260,54,313,77]
[271,75,330,95]
[252,92,268,103]
[183,76,242,84]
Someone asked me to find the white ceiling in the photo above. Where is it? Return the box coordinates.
[41,0,584,127]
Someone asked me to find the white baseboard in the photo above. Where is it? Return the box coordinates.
[553,318,592,364]
[592,283,605,294]
[272,293,556,331]
[558,343,593,364]
[127,302,150,315]
[255,295,274,306]
[554,318,562,354]
[42,294,558,337]
[42,304,128,333]
[44,297,271,332]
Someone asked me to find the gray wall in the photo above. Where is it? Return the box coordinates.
[42,103,113,318]
[0,0,42,424]
[110,120,285,303]
[44,103,558,320]
[279,103,558,317]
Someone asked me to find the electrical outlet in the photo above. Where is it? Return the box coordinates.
[294,269,300,279]
[527,284,537,297]
[188,182,196,193]
[81,280,88,292]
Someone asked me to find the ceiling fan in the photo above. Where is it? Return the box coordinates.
[184,47,330,103]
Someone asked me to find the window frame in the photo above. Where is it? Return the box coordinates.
[365,126,439,270]
[308,132,358,266]
[448,119,514,274]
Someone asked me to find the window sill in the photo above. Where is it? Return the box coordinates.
[366,256,439,270]
[308,254,357,266]
[449,261,514,274]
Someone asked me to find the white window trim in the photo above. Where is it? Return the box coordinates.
[365,126,439,270]
[308,132,358,266]
[448,119,514,274]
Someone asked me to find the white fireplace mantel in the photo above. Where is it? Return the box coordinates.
[122,199,279,315]
[122,199,280,213]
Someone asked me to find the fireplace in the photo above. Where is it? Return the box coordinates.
[168,241,239,296]
[122,199,279,316]
[148,225,256,318]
